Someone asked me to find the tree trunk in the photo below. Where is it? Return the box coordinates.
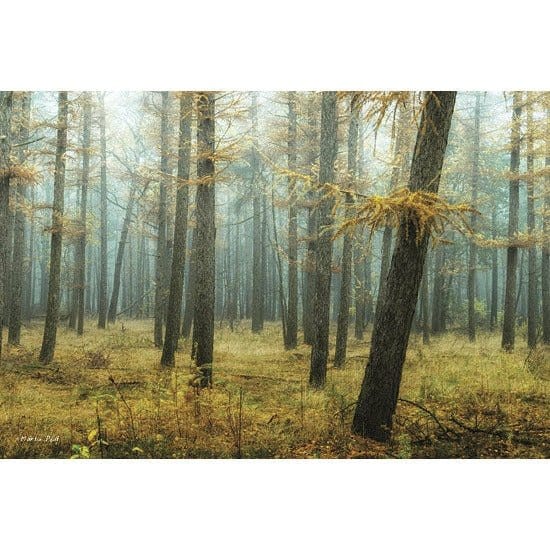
[8,92,31,345]
[352,91,456,441]
[108,186,137,323]
[161,93,192,367]
[39,92,68,364]
[502,92,522,351]
[468,92,481,341]
[490,201,499,331]
[153,91,170,347]
[286,91,298,349]
[97,93,109,329]
[76,93,92,336]
[251,93,264,333]
[334,94,360,368]
[193,92,216,387]
[309,91,338,388]
[542,105,550,344]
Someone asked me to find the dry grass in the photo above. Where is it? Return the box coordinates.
[0,321,548,458]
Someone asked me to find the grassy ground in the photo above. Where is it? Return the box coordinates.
[0,320,548,458]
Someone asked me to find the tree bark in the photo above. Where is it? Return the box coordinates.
[161,93,192,367]
[352,91,456,441]
[39,92,68,364]
[334,94,360,368]
[542,105,550,344]
[309,91,338,388]
[193,92,216,387]
[502,92,522,351]
[468,92,481,342]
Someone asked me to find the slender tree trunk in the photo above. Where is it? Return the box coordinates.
[526,94,537,348]
[490,201,499,331]
[8,92,31,345]
[309,91,338,388]
[502,92,522,351]
[335,94,360,368]
[182,228,196,339]
[161,93,192,367]
[421,256,430,344]
[76,93,92,336]
[108,186,137,323]
[193,92,216,387]
[468,92,481,341]
[0,92,13,363]
[39,92,68,364]
[286,92,298,348]
[352,91,456,441]
[153,92,170,347]
[98,93,109,328]
[251,93,264,333]
[542,105,550,344]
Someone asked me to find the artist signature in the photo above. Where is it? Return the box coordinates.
[17,434,60,443]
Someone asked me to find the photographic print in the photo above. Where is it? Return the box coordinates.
[0,90,548,459]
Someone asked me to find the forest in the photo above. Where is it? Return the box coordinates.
[0,90,548,459]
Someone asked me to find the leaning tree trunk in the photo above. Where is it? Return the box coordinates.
[286,91,298,349]
[334,94,360,368]
[107,186,137,323]
[0,91,13,363]
[153,91,170,347]
[309,91,338,388]
[76,93,92,336]
[501,92,522,351]
[161,93,192,367]
[8,92,31,346]
[467,91,481,342]
[352,91,456,441]
[39,91,68,365]
[193,92,216,387]
[97,93,109,329]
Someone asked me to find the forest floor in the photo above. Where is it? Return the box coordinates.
[0,320,548,459]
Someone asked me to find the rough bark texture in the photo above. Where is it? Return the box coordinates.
[97,93,109,329]
[468,92,481,342]
[8,92,31,345]
[543,106,550,345]
[502,92,522,351]
[193,92,216,387]
[286,92,298,349]
[352,91,456,441]
[0,92,13,363]
[334,94,359,368]
[161,93,192,367]
[250,93,264,333]
[309,91,338,388]
[526,95,537,348]
[153,92,170,347]
[39,92,68,364]
[76,93,92,336]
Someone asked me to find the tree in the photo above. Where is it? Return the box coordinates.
[309,91,338,388]
[161,93,192,367]
[193,92,216,387]
[97,93,109,329]
[334,93,360,368]
[76,93,92,336]
[0,91,13,363]
[501,92,522,351]
[286,91,298,349]
[526,93,537,349]
[543,103,550,344]
[352,91,456,441]
[39,92,68,364]
[153,92,170,347]
[250,93,264,333]
[467,92,481,342]
[8,92,32,345]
